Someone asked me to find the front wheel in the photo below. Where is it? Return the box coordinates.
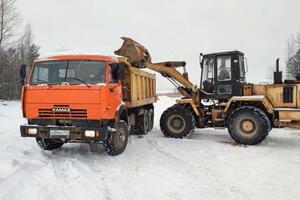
[227,106,270,145]
[36,138,64,150]
[105,120,129,156]
[160,104,195,138]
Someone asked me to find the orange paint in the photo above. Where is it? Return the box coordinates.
[22,55,122,121]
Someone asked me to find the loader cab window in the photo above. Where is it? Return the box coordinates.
[217,56,231,81]
[216,55,232,95]
[239,55,246,81]
[201,57,214,93]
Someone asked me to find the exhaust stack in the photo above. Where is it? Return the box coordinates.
[274,58,282,84]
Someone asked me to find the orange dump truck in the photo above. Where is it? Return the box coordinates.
[20,54,156,155]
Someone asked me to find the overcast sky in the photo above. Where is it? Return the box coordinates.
[16,0,300,90]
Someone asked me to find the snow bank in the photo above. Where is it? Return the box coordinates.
[0,98,300,200]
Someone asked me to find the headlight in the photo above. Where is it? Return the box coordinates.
[28,128,37,135]
[85,130,95,137]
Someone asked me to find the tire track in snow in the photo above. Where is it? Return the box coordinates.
[144,136,230,197]
[78,155,114,200]
[42,147,112,200]
[0,162,43,200]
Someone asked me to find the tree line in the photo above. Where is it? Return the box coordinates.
[0,0,39,100]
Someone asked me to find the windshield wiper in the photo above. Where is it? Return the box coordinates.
[67,77,91,88]
[33,78,50,84]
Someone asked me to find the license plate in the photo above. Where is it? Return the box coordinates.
[50,129,70,138]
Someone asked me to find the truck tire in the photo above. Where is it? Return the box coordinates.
[228,106,270,145]
[134,110,149,135]
[160,104,195,138]
[106,120,128,156]
[36,137,64,150]
[147,108,154,132]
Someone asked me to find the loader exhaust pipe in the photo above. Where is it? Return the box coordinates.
[274,58,282,84]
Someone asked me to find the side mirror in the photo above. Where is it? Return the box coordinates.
[20,64,27,85]
[110,63,125,81]
[118,63,125,81]
[199,53,203,69]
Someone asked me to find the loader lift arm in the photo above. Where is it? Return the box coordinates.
[115,37,197,98]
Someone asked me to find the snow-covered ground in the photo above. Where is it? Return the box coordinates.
[0,97,300,200]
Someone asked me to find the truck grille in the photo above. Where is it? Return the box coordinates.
[38,108,87,119]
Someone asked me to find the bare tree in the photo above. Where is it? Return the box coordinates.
[286,29,300,79]
[0,0,41,100]
[0,0,21,48]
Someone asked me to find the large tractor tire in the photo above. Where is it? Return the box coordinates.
[36,138,64,150]
[105,120,128,156]
[160,104,195,138]
[228,106,271,145]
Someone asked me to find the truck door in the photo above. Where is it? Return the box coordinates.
[105,63,122,118]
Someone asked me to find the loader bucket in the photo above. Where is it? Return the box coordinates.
[114,37,152,68]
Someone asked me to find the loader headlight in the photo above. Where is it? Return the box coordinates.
[28,128,37,135]
[85,130,95,137]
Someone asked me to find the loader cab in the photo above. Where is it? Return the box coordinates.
[200,51,246,100]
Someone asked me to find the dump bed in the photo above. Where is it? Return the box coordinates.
[118,57,156,108]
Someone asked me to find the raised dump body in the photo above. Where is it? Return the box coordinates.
[119,57,156,108]
[20,54,156,156]
[118,57,156,135]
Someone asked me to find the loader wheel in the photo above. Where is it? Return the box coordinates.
[36,138,64,150]
[160,104,195,138]
[148,108,154,132]
[106,120,128,156]
[228,106,270,145]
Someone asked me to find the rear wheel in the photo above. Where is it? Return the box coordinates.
[106,120,128,156]
[134,110,150,135]
[147,108,154,132]
[228,106,270,145]
[36,138,64,150]
[160,104,195,138]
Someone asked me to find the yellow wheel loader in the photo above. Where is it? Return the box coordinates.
[115,37,300,145]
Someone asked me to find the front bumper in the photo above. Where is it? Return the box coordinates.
[20,125,109,142]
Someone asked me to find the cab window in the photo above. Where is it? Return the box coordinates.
[201,57,214,93]
[202,58,214,84]
[217,56,231,81]
[109,65,118,83]
[239,55,246,81]
[31,60,106,85]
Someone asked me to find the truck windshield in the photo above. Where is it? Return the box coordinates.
[30,60,106,85]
